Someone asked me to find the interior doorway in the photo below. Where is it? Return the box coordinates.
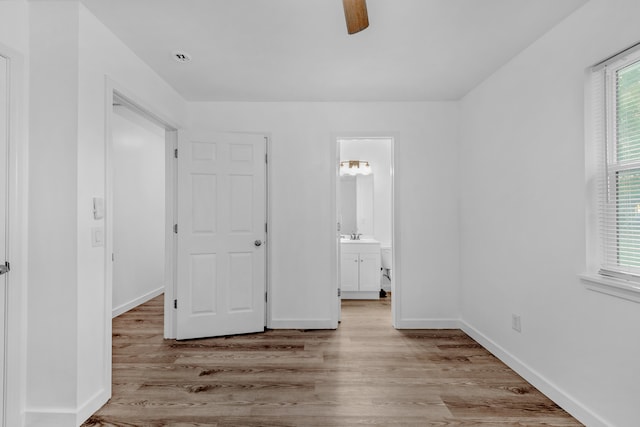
[335,137,396,325]
[105,86,179,345]
[110,97,167,318]
[105,85,269,344]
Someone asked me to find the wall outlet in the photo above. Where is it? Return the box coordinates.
[512,314,521,333]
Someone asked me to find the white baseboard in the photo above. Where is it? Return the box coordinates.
[460,320,611,427]
[342,291,379,299]
[25,410,76,427]
[25,388,109,427]
[394,318,461,329]
[77,387,110,425]
[112,286,164,318]
[268,318,335,329]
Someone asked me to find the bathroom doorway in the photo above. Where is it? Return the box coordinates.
[335,137,396,325]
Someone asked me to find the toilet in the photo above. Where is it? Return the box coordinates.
[381,246,392,281]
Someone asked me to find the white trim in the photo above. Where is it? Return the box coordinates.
[331,136,341,328]
[76,388,109,426]
[163,130,178,339]
[341,291,379,300]
[112,286,164,318]
[25,410,76,427]
[394,319,461,329]
[25,389,108,427]
[265,134,272,330]
[460,321,612,427]
[579,273,640,303]
[0,43,27,427]
[269,319,335,329]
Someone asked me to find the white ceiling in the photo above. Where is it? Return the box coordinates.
[81,0,588,102]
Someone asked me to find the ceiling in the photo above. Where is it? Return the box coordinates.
[81,0,588,102]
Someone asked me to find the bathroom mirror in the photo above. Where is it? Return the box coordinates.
[340,174,373,236]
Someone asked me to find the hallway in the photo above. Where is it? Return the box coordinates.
[84,295,580,426]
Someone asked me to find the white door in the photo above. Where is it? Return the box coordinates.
[176,132,266,340]
[0,54,8,426]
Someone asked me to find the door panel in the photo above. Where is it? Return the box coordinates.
[340,252,359,291]
[177,132,266,340]
[359,253,380,291]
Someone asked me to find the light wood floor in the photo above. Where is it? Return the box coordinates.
[84,295,582,426]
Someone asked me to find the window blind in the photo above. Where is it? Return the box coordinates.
[595,48,640,280]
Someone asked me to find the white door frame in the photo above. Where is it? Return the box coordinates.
[104,79,181,364]
[0,43,27,427]
[332,134,398,327]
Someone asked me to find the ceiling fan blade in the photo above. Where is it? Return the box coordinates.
[343,0,369,34]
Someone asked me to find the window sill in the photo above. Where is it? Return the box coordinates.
[579,274,640,303]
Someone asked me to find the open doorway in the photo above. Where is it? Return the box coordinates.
[110,97,167,317]
[336,137,395,324]
[105,87,178,346]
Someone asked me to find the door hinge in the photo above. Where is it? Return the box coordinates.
[338,288,341,297]
[174,299,177,309]
[265,153,268,164]
[265,222,268,233]
[174,148,178,159]
[265,292,268,302]
[174,224,178,234]
[111,253,114,262]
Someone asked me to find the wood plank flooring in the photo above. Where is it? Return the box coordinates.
[83,295,582,426]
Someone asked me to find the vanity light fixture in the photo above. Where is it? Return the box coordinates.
[340,160,372,176]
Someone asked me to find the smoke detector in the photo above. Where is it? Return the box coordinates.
[172,51,192,63]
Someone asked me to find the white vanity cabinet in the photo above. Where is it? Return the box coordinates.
[340,240,380,299]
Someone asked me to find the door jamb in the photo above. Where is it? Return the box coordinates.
[0,44,26,427]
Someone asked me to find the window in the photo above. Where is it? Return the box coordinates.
[592,45,640,284]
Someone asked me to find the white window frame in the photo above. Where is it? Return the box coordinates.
[582,44,640,303]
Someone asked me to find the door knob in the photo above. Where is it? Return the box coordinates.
[0,262,9,275]
[254,240,262,247]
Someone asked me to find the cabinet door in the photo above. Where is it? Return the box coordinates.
[358,252,380,291]
[340,252,360,291]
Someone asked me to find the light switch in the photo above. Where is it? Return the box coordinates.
[92,227,104,247]
[93,197,104,220]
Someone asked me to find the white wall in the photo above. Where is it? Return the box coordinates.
[0,0,28,54]
[340,139,393,246]
[189,102,461,328]
[27,4,80,423]
[459,1,640,425]
[112,106,165,317]
[25,2,188,425]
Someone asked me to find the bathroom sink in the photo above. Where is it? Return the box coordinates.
[340,237,379,244]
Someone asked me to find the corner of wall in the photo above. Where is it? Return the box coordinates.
[459,320,610,427]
